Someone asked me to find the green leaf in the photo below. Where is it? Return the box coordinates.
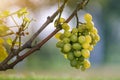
[6,37,13,45]
[0,45,8,62]
[23,17,30,22]
[0,38,4,44]
[0,10,10,18]
[0,24,10,36]
[17,8,28,18]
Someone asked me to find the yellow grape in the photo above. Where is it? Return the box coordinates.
[81,49,90,58]
[88,45,94,51]
[59,17,65,23]
[84,13,92,22]
[92,27,98,34]
[55,32,62,40]
[82,42,90,49]
[85,35,92,43]
[83,59,91,69]
[94,33,100,42]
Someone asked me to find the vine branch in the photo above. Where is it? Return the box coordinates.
[0,0,89,71]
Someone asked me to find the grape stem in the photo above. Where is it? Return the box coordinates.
[0,0,89,71]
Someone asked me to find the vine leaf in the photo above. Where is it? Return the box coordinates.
[0,10,10,18]
[17,8,28,18]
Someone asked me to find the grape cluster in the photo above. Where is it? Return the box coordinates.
[55,13,100,71]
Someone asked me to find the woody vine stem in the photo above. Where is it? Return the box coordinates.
[0,0,89,71]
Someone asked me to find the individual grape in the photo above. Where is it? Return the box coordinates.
[70,35,77,42]
[59,34,65,40]
[85,35,92,43]
[86,21,94,30]
[72,43,81,50]
[62,23,70,31]
[84,13,92,22]
[54,17,65,27]
[63,43,71,52]
[92,27,98,34]
[94,33,100,42]
[78,56,84,62]
[75,64,80,69]
[78,36,86,44]
[78,24,86,32]
[55,32,62,40]
[81,49,90,58]
[70,59,77,67]
[81,66,86,71]
[67,52,74,60]
[82,42,90,49]
[88,45,94,51]
[83,59,91,69]
[72,28,78,34]
[56,41,64,48]
[74,50,81,57]
[59,17,65,23]
[63,31,71,38]
[63,38,70,43]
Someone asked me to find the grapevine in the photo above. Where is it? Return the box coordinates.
[55,13,100,71]
[0,0,94,71]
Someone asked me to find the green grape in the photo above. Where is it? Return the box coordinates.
[63,38,70,43]
[81,66,86,71]
[72,28,78,34]
[72,43,81,50]
[63,43,71,52]
[63,31,71,38]
[62,23,70,31]
[59,34,65,40]
[75,64,80,69]
[81,49,90,58]
[78,36,86,44]
[56,41,64,48]
[70,35,77,42]
[78,24,86,32]
[54,17,65,27]
[74,50,81,57]
[67,52,74,60]
[78,56,84,62]
[82,42,90,49]
[84,13,92,22]
[85,35,92,43]
[70,59,77,67]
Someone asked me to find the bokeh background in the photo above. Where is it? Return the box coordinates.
[0,0,120,79]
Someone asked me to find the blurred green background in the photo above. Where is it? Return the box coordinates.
[0,0,120,79]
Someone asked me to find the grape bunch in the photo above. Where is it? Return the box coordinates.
[54,13,100,71]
